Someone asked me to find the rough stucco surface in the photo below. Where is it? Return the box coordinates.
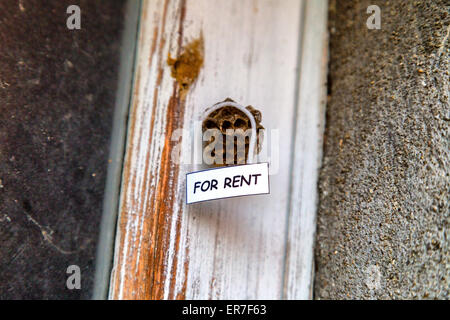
[315,0,449,299]
[0,1,124,298]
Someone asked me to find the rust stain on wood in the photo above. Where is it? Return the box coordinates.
[110,0,195,300]
[167,35,204,98]
[149,88,184,299]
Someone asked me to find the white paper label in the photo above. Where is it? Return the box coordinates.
[186,163,270,204]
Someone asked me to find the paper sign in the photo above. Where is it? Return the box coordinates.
[186,163,270,204]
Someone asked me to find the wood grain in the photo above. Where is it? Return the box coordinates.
[109,0,328,300]
[283,0,328,299]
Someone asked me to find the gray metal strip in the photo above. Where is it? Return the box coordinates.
[92,0,141,300]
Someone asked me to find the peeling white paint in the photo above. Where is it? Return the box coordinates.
[111,0,328,300]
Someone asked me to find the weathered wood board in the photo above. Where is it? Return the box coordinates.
[109,0,328,300]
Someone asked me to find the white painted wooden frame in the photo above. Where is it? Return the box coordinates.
[109,0,328,300]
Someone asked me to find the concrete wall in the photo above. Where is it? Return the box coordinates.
[0,0,124,299]
[315,0,449,299]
